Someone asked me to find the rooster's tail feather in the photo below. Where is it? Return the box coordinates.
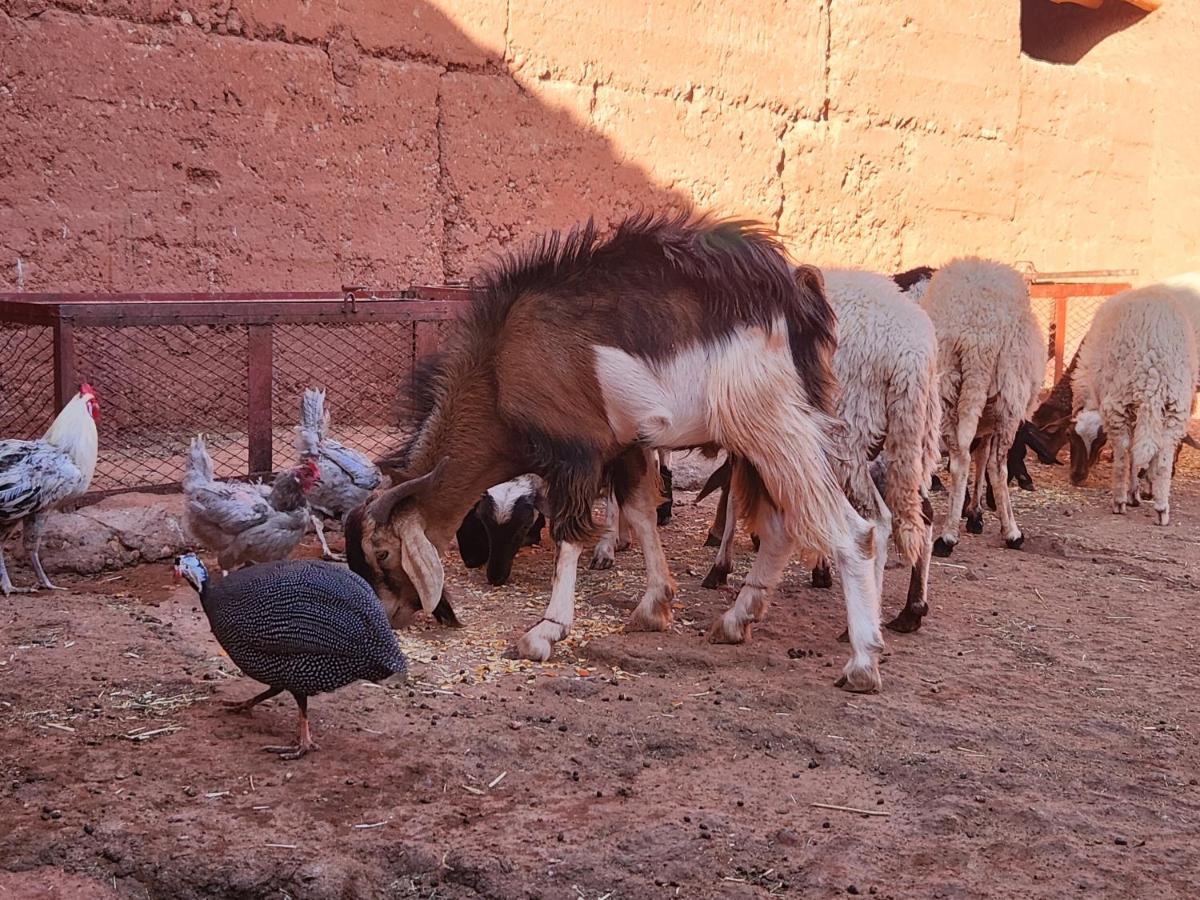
[183,434,214,491]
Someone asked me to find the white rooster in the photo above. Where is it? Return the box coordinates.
[0,383,101,595]
[295,388,381,561]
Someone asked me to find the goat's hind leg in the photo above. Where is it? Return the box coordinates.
[708,505,793,645]
[702,481,738,589]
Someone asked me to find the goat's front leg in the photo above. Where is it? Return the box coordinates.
[702,481,738,589]
[708,506,794,645]
[507,541,582,661]
[623,474,678,632]
[24,514,63,591]
[589,490,621,570]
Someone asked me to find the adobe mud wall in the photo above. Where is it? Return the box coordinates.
[1,1,1196,291]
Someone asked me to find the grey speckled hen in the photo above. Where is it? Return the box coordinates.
[174,554,407,759]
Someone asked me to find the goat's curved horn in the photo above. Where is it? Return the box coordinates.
[367,457,449,523]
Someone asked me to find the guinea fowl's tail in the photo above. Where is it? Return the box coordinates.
[182,434,215,493]
[296,388,327,458]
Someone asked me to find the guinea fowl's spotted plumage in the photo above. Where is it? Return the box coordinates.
[201,560,408,698]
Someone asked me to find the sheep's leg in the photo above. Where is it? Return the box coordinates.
[310,514,344,562]
[702,481,738,589]
[507,541,583,661]
[934,409,981,557]
[24,515,63,591]
[833,499,885,691]
[1110,424,1132,515]
[886,494,934,633]
[625,473,678,633]
[1149,445,1173,526]
[708,505,794,645]
[964,441,988,535]
[985,438,1024,549]
[589,490,621,570]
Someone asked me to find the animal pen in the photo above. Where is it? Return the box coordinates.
[0,276,1128,497]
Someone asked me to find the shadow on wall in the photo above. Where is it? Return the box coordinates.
[1020,0,1151,64]
[0,1,689,291]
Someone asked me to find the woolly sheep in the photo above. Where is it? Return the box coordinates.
[921,258,1045,555]
[1072,284,1197,525]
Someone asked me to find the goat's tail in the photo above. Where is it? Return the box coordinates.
[708,338,850,555]
[296,388,327,455]
[183,434,214,492]
[883,352,941,566]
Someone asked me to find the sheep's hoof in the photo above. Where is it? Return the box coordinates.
[932,537,956,558]
[1155,509,1170,526]
[1016,476,1035,492]
[811,566,833,589]
[1004,534,1025,550]
[707,612,749,645]
[656,509,672,527]
[836,628,849,644]
[885,604,927,633]
[834,659,881,693]
[701,565,729,590]
[1127,493,1141,508]
[704,533,722,548]
[965,512,984,535]
[1113,502,1127,515]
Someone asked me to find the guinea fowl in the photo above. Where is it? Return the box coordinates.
[174,553,408,759]
[182,435,320,572]
[0,383,101,595]
[295,388,382,561]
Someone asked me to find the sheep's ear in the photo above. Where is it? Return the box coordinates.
[396,513,444,615]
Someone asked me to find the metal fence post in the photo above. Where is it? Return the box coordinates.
[52,318,78,412]
[1053,296,1068,384]
[247,323,275,476]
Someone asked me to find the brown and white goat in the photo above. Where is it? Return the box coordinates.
[346,214,885,692]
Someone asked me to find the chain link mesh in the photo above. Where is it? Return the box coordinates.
[0,325,55,440]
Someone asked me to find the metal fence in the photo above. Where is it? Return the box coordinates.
[0,288,472,495]
[0,279,1129,497]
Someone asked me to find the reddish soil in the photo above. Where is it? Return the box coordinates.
[3,458,1199,899]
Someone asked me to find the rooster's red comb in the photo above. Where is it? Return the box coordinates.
[79,382,97,398]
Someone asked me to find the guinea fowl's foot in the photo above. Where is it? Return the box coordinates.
[322,552,347,563]
[1,584,34,595]
[262,740,318,761]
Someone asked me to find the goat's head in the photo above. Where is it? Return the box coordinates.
[1069,410,1106,485]
[346,459,459,628]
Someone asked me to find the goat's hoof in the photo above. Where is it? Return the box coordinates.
[811,568,833,589]
[885,603,927,633]
[656,512,672,527]
[626,604,672,633]
[1004,534,1025,550]
[504,631,555,662]
[834,658,881,693]
[700,566,729,590]
[932,537,956,558]
[707,613,749,645]
[432,597,463,628]
[965,513,984,535]
[1155,509,1170,526]
[1016,476,1035,492]
[589,551,615,571]
[703,533,722,548]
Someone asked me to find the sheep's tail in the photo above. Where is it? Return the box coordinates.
[884,356,941,566]
[296,388,327,456]
[183,434,214,492]
[708,329,850,555]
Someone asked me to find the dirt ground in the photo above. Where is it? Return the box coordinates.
[2,456,1199,899]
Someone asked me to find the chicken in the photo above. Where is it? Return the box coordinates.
[295,388,381,561]
[0,384,101,595]
[182,435,320,572]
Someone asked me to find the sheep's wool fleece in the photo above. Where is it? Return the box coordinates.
[202,559,408,698]
[1073,285,1197,457]
[921,258,1045,440]
[822,269,940,564]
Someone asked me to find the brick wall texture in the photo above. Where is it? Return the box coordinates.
[2,1,1196,291]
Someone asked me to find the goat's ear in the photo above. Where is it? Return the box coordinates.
[396,513,445,615]
[793,264,825,296]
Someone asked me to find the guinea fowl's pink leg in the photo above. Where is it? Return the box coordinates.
[223,685,283,713]
[263,695,319,760]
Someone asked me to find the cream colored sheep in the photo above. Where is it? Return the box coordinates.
[921,258,1044,555]
[1072,284,1197,525]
